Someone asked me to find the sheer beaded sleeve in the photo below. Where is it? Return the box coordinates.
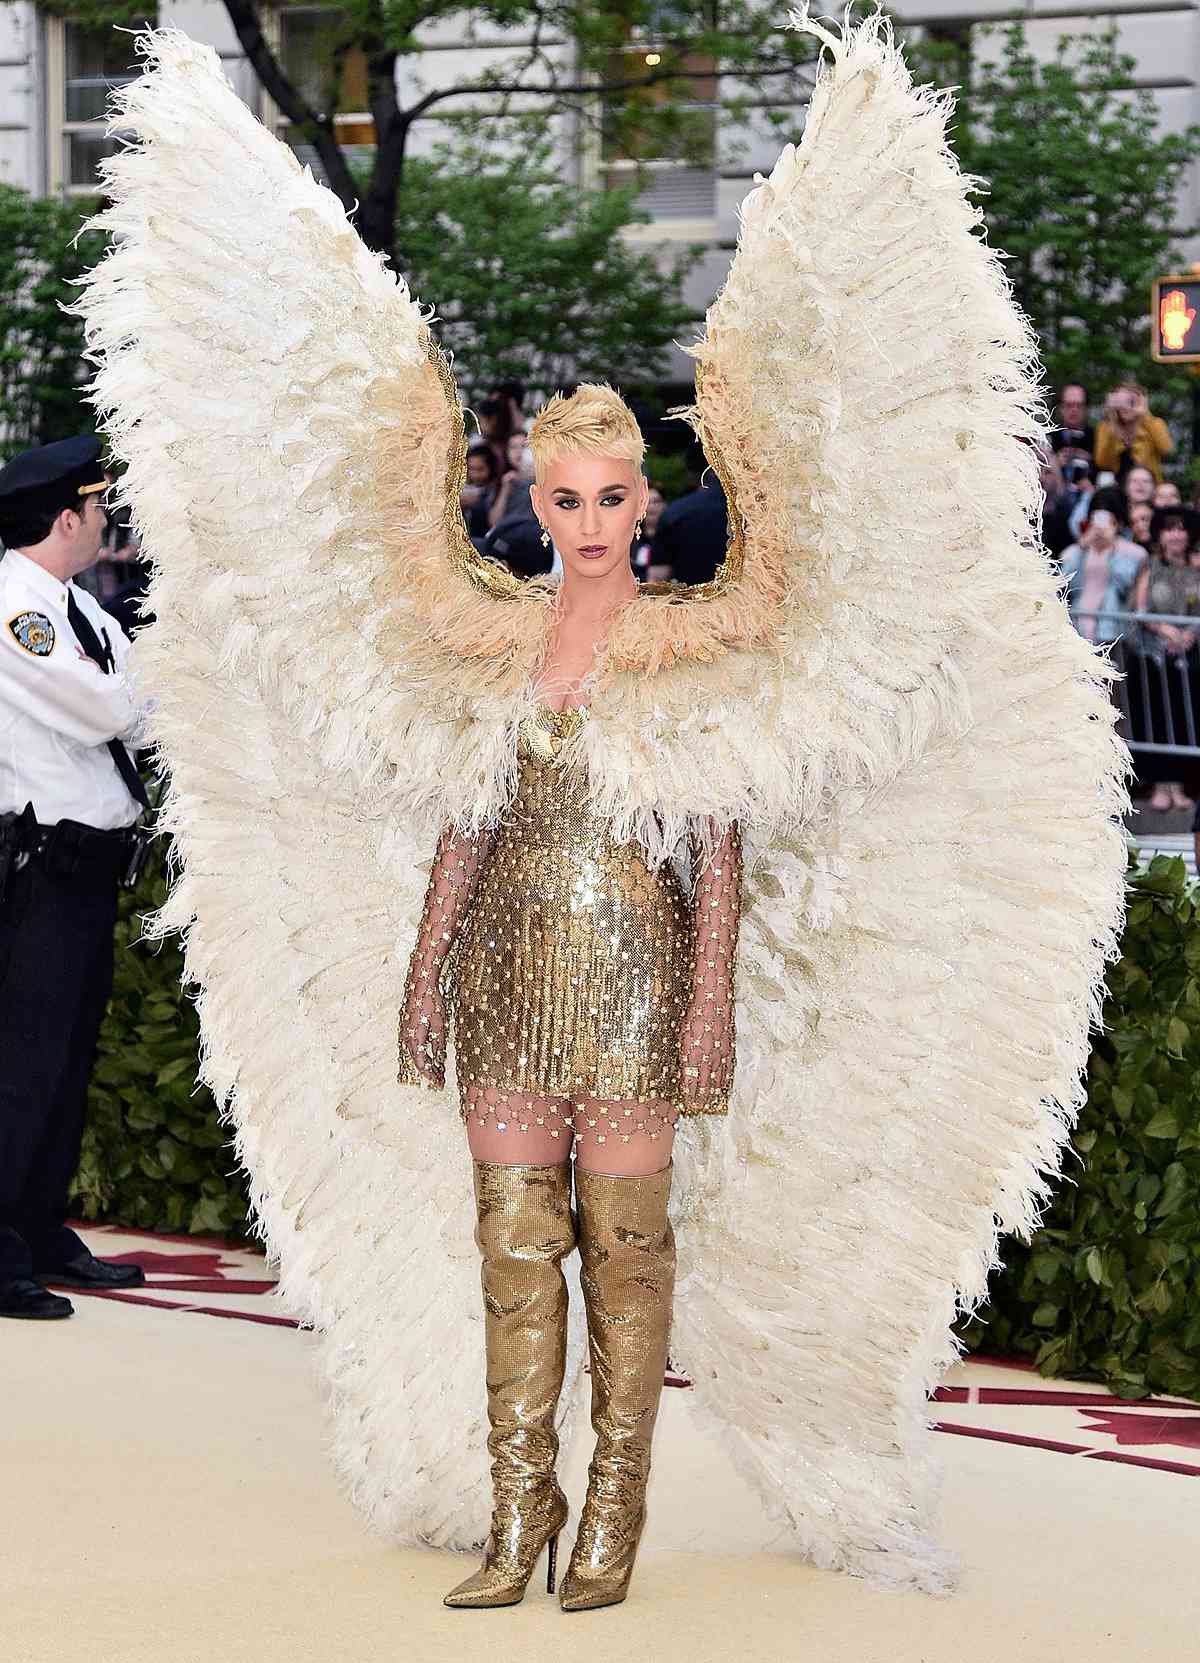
[397,826,494,1088]
[679,821,744,1114]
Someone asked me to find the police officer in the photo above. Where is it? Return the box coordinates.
[0,435,151,1319]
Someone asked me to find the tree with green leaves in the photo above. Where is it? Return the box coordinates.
[47,0,816,270]
[0,184,103,458]
[914,20,1200,409]
[393,134,699,398]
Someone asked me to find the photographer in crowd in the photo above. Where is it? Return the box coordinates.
[1048,382,1095,467]
[1094,382,1174,483]
[1059,503,1146,645]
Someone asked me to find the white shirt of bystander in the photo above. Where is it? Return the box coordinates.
[0,548,149,829]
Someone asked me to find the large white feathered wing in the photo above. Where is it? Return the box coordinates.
[75,28,593,1548]
[666,9,1130,1593]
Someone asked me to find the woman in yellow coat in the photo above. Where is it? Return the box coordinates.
[1094,382,1174,482]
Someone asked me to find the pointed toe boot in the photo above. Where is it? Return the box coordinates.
[558,1159,676,1612]
[444,1158,575,1608]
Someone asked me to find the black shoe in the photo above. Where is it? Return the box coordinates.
[34,1251,146,1291]
[0,1277,74,1319]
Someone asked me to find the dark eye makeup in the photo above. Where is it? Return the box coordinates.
[552,492,628,509]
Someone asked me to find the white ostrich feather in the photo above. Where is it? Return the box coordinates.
[667,5,1129,1592]
[72,7,1128,1597]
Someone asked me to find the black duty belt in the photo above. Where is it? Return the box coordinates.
[1,807,155,899]
[32,817,141,882]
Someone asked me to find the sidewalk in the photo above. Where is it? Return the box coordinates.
[3,1225,1197,1663]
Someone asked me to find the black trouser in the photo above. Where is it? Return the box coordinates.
[0,836,121,1278]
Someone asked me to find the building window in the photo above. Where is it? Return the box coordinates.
[47,17,154,196]
[599,42,718,227]
[272,6,374,161]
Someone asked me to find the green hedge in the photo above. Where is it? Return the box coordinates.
[956,854,1200,1401]
[69,849,251,1240]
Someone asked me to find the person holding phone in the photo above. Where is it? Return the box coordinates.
[1095,382,1174,483]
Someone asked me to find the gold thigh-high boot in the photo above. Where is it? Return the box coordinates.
[558,1159,676,1612]
[444,1159,575,1609]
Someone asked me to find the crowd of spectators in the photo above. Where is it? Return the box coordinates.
[459,380,728,586]
[76,382,731,625]
[90,373,1198,810]
[1048,378,1200,812]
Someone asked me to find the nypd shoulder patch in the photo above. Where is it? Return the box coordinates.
[6,611,56,657]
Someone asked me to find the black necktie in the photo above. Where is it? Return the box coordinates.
[66,589,150,811]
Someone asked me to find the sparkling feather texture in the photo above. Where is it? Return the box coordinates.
[71,8,1129,1596]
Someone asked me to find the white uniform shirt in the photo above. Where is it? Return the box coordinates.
[0,548,149,830]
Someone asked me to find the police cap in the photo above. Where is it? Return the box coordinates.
[0,435,107,530]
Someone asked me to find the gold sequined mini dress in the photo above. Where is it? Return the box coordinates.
[397,703,741,1122]
[449,705,697,1112]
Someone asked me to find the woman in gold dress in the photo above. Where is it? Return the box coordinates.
[78,13,1130,1604]
[397,385,743,1611]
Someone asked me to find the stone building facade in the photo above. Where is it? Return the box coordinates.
[1,1,1196,384]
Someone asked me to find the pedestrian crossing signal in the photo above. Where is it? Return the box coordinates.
[1152,275,1200,362]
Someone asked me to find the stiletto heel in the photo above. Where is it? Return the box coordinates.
[443,1161,576,1609]
[546,1530,559,1594]
[559,1161,676,1612]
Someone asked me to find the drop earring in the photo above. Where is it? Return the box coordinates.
[540,526,551,549]
[634,518,644,540]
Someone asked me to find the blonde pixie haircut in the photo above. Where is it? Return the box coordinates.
[527,383,645,484]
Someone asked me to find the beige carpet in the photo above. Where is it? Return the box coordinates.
[5,1242,1197,1663]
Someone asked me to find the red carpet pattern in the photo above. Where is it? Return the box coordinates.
[68,1222,1200,1475]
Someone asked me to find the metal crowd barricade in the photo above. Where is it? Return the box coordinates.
[1070,608,1200,759]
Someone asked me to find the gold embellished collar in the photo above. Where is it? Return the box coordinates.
[522,701,590,760]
